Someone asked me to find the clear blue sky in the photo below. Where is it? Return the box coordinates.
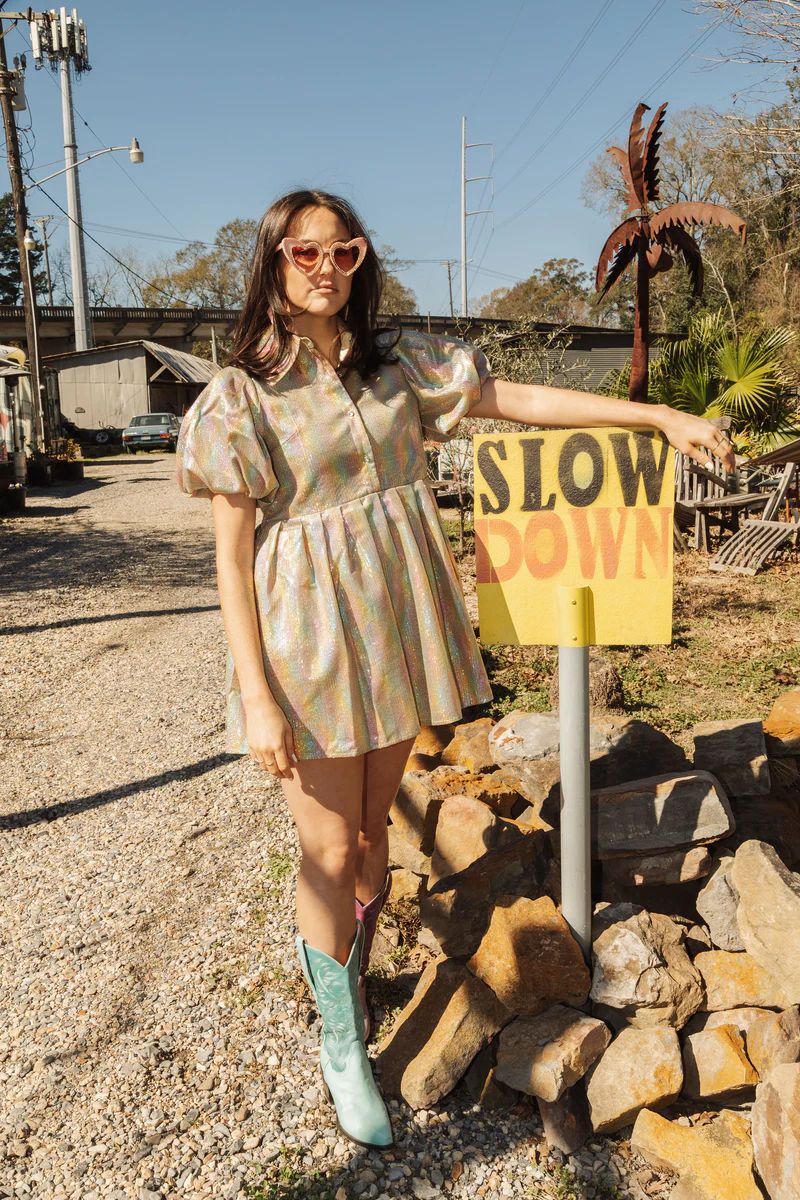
[8,1,767,317]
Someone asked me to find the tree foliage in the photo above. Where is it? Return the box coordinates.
[375,243,417,315]
[447,314,593,438]
[602,308,800,455]
[475,257,593,323]
[582,91,800,338]
[0,193,48,305]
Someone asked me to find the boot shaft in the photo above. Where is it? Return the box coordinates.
[295,921,365,1067]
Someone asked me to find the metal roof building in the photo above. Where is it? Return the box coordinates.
[42,339,217,429]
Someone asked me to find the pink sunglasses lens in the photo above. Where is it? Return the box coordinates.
[290,244,321,273]
[332,245,360,273]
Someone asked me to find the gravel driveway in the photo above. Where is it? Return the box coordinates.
[0,454,669,1200]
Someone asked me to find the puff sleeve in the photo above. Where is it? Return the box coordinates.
[175,366,279,501]
[394,328,492,443]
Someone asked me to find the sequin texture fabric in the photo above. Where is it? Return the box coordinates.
[175,324,495,758]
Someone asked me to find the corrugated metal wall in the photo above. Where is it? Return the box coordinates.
[55,345,149,427]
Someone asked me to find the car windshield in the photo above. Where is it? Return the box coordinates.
[130,415,171,427]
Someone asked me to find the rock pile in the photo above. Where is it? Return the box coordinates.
[373,687,800,1200]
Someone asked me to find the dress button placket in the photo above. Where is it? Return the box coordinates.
[308,343,380,487]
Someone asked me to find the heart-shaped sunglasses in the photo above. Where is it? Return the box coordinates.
[278,235,368,277]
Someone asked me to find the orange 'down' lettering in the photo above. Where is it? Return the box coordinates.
[475,508,672,583]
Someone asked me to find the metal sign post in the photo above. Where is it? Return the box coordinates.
[473,427,675,968]
[557,584,592,962]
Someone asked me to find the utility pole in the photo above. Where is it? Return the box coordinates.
[0,25,47,453]
[442,258,456,319]
[29,7,93,349]
[32,213,55,305]
[459,115,494,319]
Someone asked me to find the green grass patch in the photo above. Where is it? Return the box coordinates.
[243,1146,339,1200]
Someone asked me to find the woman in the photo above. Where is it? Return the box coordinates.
[175,188,734,1151]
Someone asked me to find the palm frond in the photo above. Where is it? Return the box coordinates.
[595,218,641,293]
[642,102,668,205]
[606,146,640,215]
[627,102,650,209]
[650,202,747,244]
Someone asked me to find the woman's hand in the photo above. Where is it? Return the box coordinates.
[244,697,298,778]
[657,405,737,474]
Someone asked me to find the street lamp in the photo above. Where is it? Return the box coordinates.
[22,136,144,352]
[22,137,144,192]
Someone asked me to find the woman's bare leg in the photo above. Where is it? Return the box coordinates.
[280,753,365,965]
[355,735,417,903]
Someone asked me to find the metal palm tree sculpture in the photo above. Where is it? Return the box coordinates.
[595,100,747,402]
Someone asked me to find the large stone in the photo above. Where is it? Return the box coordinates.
[419,825,551,958]
[466,895,590,1018]
[602,846,713,888]
[695,950,794,1011]
[494,1004,611,1102]
[428,795,521,890]
[440,717,496,773]
[411,722,456,760]
[388,867,423,904]
[548,650,624,711]
[375,955,510,1109]
[390,760,525,856]
[763,687,800,755]
[745,1006,800,1080]
[462,1041,519,1111]
[632,1108,762,1200]
[693,718,771,797]
[696,853,744,952]
[681,1026,758,1100]
[751,1062,800,1200]
[584,1026,683,1133]
[590,908,704,1029]
[591,770,734,860]
[487,711,688,821]
[387,822,431,876]
[389,771,447,855]
[687,1006,775,1044]
[731,839,800,1001]
[537,1084,592,1154]
[726,793,800,871]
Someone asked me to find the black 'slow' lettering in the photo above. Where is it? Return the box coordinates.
[477,440,510,514]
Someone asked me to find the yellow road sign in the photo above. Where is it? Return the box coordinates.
[473,426,675,645]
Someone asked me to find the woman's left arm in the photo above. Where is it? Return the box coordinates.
[470,376,736,475]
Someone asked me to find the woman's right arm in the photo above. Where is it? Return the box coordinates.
[210,492,297,776]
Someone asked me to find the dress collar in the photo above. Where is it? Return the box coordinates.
[255,316,353,385]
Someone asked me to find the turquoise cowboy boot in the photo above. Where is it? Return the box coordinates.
[295,919,394,1150]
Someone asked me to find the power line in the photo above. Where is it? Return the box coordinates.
[472,0,528,109]
[498,0,668,200]
[24,176,180,304]
[83,220,213,247]
[469,0,619,276]
[498,17,723,230]
[496,0,617,167]
[13,21,192,244]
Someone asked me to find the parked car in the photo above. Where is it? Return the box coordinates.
[122,412,181,453]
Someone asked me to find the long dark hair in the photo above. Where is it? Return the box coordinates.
[228,188,401,380]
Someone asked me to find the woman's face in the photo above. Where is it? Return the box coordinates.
[279,205,355,320]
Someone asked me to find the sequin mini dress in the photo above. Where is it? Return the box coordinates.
[175,322,494,759]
